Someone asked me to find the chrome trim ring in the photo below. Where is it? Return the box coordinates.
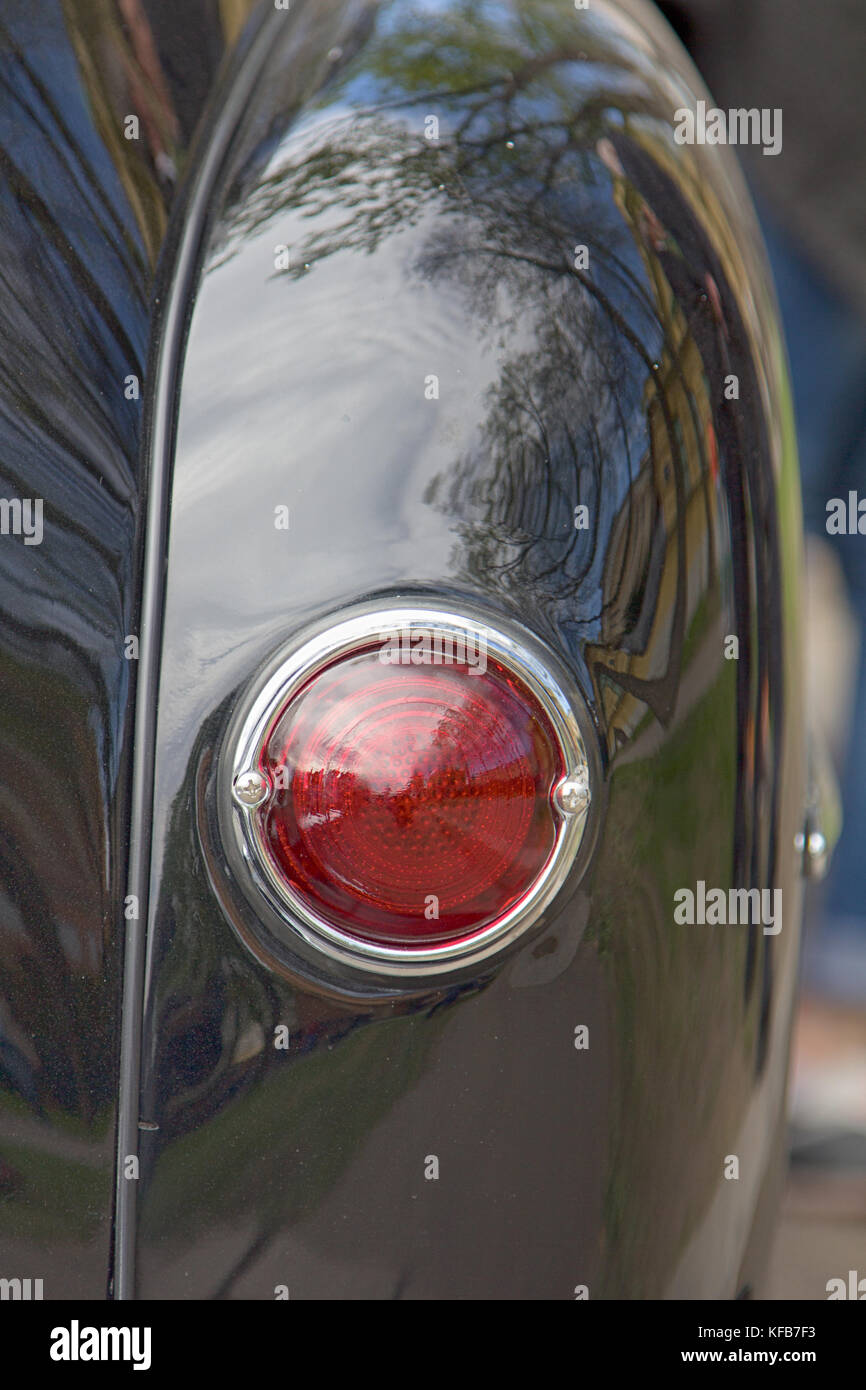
[220,602,594,978]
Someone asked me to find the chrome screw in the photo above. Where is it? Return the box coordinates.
[233,769,272,810]
[554,771,590,818]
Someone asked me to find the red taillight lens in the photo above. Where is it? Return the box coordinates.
[258,645,566,948]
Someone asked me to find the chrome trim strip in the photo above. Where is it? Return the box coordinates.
[113,5,289,1301]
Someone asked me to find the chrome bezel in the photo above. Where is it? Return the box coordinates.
[220,602,593,978]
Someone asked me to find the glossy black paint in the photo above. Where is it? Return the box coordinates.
[0,1,151,1298]
[125,0,805,1298]
[0,0,805,1302]
[0,0,254,1298]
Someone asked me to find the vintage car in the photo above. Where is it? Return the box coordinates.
[0,0,826,1300]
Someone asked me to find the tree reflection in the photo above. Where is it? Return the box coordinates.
[139,0,784,1296]
[213,0,711,735]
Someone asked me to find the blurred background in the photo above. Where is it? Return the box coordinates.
[657,0,866,1298]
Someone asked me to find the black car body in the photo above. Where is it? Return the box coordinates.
[0,0,807,1299]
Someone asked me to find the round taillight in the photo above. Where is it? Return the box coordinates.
[225,605,592,976]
